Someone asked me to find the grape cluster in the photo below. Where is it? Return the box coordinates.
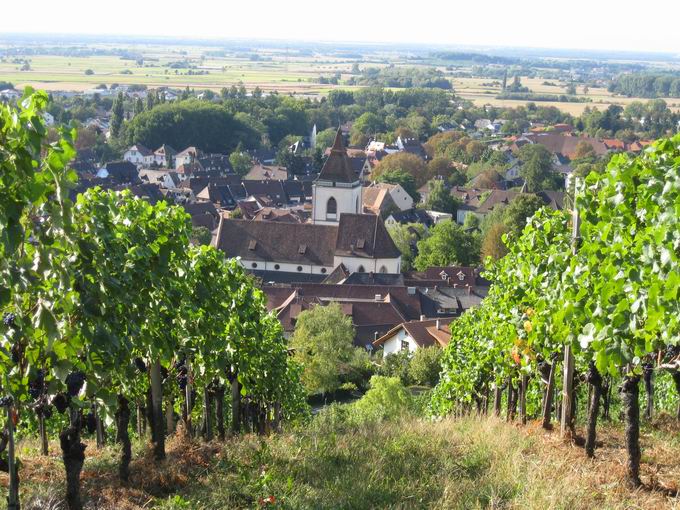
[52,393,69,414]
[2,312,16,327]
[0,396,14,407]
[134,357,146,373]
[29,369,46,400]
[65,371,86,397]
[11,342,22,364]
[175,358,188,390]
[85,412,97,434]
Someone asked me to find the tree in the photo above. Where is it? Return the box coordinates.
[373,152,428,187]
[229,143,253,177]
[480,222,509,261]
[125,100,260,153]
[565,82,577,95]
[291,304,356,396]
[425,179,458,214]
[408,347,443,387]
[84,69,94,75]
[518,144,560,192]
[502,194,546,235]
[387,223,428,272]
[191,226,212,246]
[110,91,125,138]
[414,220,480,270]
[375,168,420,203]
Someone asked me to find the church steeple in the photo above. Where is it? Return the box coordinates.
[317,128,359,184]
[312,128,363,225]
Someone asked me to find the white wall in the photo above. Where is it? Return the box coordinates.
[334,255,400,274]
[237,258,334,276]
[382,329,417,357]
[312,183,362,225]
[387,184,414,211]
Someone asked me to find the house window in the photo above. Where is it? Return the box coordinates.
[326,197,337,220]
[320,268,327,274]
[379,265,387,273]
[357,265,365,273]
[297,266,303,272]
[274,264,280,270]
[251,262,258,268]
[401,340,409,351]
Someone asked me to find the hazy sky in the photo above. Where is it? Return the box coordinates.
[2,0,679,54]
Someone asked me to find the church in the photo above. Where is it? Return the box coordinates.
[214,129,402,277]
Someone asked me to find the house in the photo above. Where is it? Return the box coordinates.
[195,184,236,209]
[264,283,427,348]
[198,154,233,174]
[138,169,182,189]
[182,202,220,230]
[214,212,401,276]
[96,161,139,183]
[362,186,398,217]
[385,208,434,228]
[152,144,177,167]
[175,147,202,168]
[396,136,427,160]
[366,182,414,212]
[244,164,288,181]
[451,187,488,224]
[123,144,154,167]
[373,318,453,356]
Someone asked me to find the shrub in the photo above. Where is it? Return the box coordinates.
[353,376,413,423]
[377,350,412,385]
[408,347,443,387]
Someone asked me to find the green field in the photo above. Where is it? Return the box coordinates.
[2,43,678,113]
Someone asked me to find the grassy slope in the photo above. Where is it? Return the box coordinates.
[2,415,679,509]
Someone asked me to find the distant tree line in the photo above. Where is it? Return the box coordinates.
[608,74,680,98]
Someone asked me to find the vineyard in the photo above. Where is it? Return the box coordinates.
[431,133,680,490]
[0,90,306,510]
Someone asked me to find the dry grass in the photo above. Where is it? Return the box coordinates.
[0,416,677,509]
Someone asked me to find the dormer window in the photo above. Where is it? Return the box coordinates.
[356,238,365,249]
[248,240,257,251]
[298,244,307,254]
[457,271,465,281]
[439,271,447,281]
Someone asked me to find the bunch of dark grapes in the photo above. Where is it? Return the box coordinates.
[65,371,86,397]
[2,312,16,327]
[85,412,97,434]
[174,357,188,389]
[52,393,69,414]
[29,369,46,400]
[133,357,146,373]
[10,342,22,364]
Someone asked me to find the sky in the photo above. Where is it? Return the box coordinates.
[1,0,679,54]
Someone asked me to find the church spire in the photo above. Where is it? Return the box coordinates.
[317,128,358,184]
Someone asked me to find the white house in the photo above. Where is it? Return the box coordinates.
[175,147,201,168]
[153,144,177,167]
[123,144,154,167]
[373,318,453,357]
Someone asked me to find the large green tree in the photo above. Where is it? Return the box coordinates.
[290,304,356,396]
[414,220,479,270]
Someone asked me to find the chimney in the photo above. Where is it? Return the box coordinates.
[374,331,379,341]
[374,294,382,301]
[436,319,441,330]
[420,315,426,321]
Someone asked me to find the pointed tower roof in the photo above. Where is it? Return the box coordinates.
[317,128,359,184]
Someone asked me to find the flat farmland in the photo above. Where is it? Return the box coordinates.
[1,45,677,113]
[451,76,680,114]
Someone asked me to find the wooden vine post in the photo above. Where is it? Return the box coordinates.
[561,176,581,438]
